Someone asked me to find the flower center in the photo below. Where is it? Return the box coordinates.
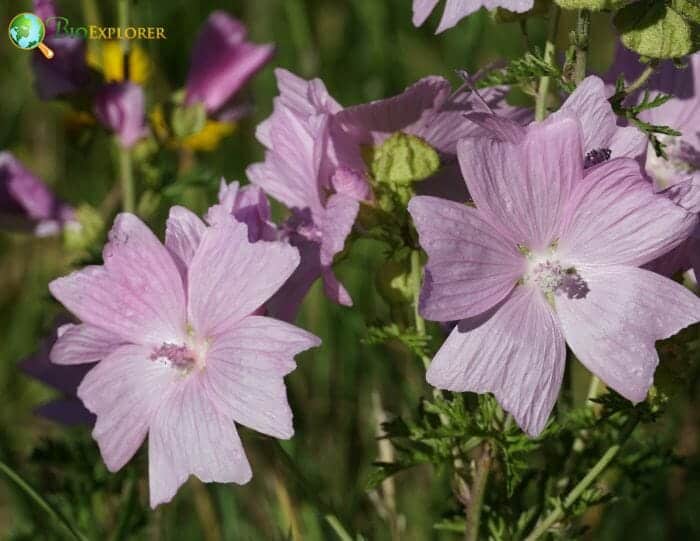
[150,342,203,374]
[646,136,700,188]
[527,260,566,294]
[521,247,589,301]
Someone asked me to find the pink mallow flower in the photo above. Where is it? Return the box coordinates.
[412,0,534,33]
[0,152,76,236]
[185,11,274,116]
[48,211,320,507]
[94,83,148,149]
[408,114,700,436]
[205,179,277,242]
[248,69,366,321]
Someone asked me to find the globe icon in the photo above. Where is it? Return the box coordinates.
[8,12,45,50]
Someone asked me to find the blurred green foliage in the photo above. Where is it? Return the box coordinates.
[1,1,700,540]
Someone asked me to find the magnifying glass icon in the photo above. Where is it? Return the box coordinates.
[8,12,55,59]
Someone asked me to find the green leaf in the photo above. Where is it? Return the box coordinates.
[368,132,440,186]
[672,0,700,24]
[614,1,695,59]
[554,0,629,10]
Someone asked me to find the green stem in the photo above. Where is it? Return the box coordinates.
[624,64,657,96]
[0,460,88,541]
[525,415,640,540]
[118,146,135,213]
[574,10,591,85]
[410,249,430,370]
[464,443,492,541]
[535,4,561,121]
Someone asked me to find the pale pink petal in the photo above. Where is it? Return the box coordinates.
[559,158,697,266]
[49,214,187,345]
[409,196,524,321]
[462,112,526,144]
[427,286,566,436]
[412,0,440,26]
[609,126,647,160]
[148,380,252,508]
[319,193,359,267]
[164,206,207,279]
[188,220,300,337]
[337,77,451,146]
[203,315,319,438]
[78,344,178,472]
[556,265,700,403]
[436,0,533,33]
[273,68,342,118]
[322,267,353,307]
[247,107,326,213]
[458,115,582,250]
[51,323,125,365]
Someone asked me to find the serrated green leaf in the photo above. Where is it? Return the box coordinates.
[614,1,694,59]
[369,132,440,186]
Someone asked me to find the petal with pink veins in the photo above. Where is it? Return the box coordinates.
[148,379,252,508]
[556,265,700,403]
[51,323,125,365]
[78,344,179,472]
[458,115,582,250]
[409,195,525,321]
[427,286,566,436]
[49,213,187,346]
[203,315,320,438]
[559,158,697,267]
[188,220,300,337]
[165,206,207,280]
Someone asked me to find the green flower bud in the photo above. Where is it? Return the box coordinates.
[367,132,440,187]
[171,102,206,138]
[672,0,700,24]
[62,204,104,252]
[614,1,695,59]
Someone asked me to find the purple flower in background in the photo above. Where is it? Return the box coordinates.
[31,37,90,100]
[49,212,319,507]
[409,115,700,436]
[0,152,76,236]
[205,179,278,242]
[21,323,98,426]
[248,69,365,320]
[34,0,57,34]
[185,11,274,115]
[94,83,147,148]
[412,0,534,33]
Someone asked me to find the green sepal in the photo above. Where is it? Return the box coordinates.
[171,102,206,138]
[366,132,440,187]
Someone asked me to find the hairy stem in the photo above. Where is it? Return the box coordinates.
[0,460,88,541]
[525,415,640,540]
[410,249,431,370]
[574,9,591,85]
[535,4,561,121]
[465,443,492,541]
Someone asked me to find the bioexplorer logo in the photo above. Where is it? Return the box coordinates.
[8,11,166,60]
[48,16,167,40]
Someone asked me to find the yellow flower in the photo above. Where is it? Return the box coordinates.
[180,120,237,152]
[87,41,150,84]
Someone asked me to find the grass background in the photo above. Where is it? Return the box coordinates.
[1,1,699,539]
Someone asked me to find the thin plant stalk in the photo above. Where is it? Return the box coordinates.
[574,10,591,85]
[117,0,135,213]
[0,460,88,541]
[535,4,561,121]
[465,443,492,541]
[525,415,640,540]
